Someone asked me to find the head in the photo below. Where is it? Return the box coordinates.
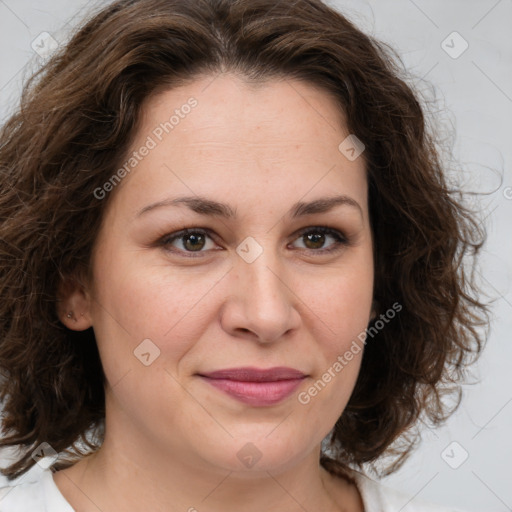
[0,0,489,480]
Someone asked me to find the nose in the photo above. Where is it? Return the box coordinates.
[220,249,301,343]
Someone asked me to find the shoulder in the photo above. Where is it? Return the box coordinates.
[350,469,467,512]
[0,474,46,512]
[0,467,73,512]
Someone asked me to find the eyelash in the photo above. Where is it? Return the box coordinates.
[158,226,349,258]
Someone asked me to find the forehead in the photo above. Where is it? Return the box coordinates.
[111,73,368,220]
[142,73,348,149]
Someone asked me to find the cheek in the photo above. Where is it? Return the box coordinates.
[296,273,369,419]
[293,260,372,411]
[299,262,373,347]
[89,246,228,371]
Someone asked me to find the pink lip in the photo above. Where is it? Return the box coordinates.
[198,367,307,406]
[200,366,306,381]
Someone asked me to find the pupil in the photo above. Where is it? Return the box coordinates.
[184,233,205,251]
[305,232,325,249]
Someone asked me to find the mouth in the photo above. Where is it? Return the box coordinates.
[197,366,307,406]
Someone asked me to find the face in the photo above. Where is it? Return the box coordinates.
[68,73,374,476]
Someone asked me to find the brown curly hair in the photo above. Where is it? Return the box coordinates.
[0,0,490,481]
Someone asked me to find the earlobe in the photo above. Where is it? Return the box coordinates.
[56,276,93,331]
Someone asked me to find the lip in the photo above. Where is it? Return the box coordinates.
[198,366,307,406]
[199,366,306,382]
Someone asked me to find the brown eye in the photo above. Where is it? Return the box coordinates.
[291,227,348,253]
[182,232,207,251]
[160,228,217,256]
[303,232,326,250]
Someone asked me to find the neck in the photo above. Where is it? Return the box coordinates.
[53,399,361,511]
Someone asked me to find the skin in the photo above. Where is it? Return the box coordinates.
[56,73,374,512]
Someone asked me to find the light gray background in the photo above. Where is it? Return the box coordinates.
[0,1,511,510]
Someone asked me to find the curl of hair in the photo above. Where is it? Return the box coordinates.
[0,0,490,480]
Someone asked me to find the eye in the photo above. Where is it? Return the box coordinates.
[160,228,218,257]
[158,226,349,258]
[290,226,348,254]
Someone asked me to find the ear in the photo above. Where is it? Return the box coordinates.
[56,273,93,331]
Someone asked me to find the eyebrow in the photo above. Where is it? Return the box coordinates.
[135,194,363,219]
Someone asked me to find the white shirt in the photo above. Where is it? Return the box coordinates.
[0,465,465,511]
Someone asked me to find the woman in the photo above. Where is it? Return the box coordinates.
[0,0,489,510]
